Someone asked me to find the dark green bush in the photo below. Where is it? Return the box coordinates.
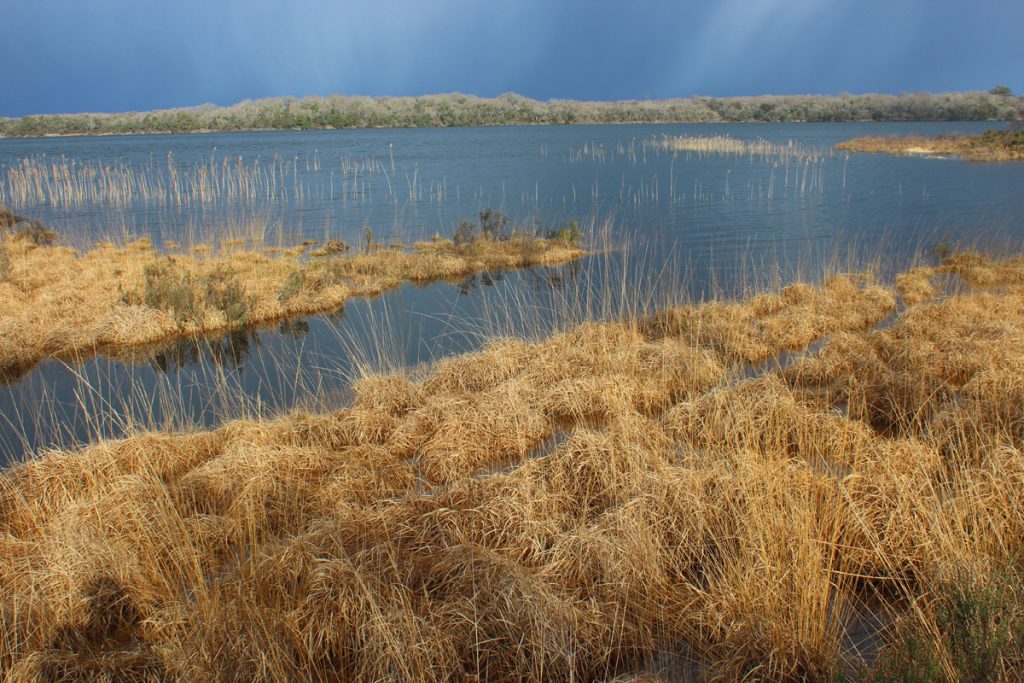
[141,259,252,327]
[278,270,307,302]
[546,220,582,244]
[142,260,200,326]
[453,219,478,246]
[204,265,252,326]
[453,209,511,246]
[867,576,1023,683]
[478,209,509,240]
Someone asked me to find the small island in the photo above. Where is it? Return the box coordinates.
[836,128,1024,162]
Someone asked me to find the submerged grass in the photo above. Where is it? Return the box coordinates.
[0,228,583,382]
[3,249,1024,680]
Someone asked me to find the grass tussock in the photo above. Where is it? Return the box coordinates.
[0,230,583,381]
[836,129,1024,162]
[3,253,1024,680]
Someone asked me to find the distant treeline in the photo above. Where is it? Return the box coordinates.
[1,91,1021,137]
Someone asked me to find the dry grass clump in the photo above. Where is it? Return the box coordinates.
[787,280,1024,439]
[0,233,583,381]
[655,134,823,160]
[664,374,876,468]
[640,274,896,363]
[3,253,1024,679]
[836,130,1024,162]
[895,251,1024,305]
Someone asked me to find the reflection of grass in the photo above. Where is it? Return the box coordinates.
[4,251,1024,679]
[836,130,1024,162]
[0,230,584,380]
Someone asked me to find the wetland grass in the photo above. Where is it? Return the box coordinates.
[3,248,1024,680]
[652,134,825,161]
[836,129,1024,162]
[0,214,584,382]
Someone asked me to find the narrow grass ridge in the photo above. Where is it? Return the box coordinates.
[0,229,583,381]
[2,253,1024,680]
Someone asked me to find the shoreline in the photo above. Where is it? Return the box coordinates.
[0,117,1016,141]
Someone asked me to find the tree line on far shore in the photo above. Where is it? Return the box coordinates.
[1,89,1020,137]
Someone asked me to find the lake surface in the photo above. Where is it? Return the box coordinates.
[2,122,1023,461]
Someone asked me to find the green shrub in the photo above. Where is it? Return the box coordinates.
[478,209,509,240]
[142,260,200,326]
[546,220,582,244]
[14,222,57,246]
[867,576,1022,683]
[278,270,307,302]
[453,209,512,246]
[204,265,252,326]
[141,259,252,327]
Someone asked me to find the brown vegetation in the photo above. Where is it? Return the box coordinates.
[0,232,583,381]
[3,252,1023,679]
[836,129,1024,162]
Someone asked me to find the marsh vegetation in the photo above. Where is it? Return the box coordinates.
[0,209,582,381]
[2,249,1024,680]
[2,122,1024,680]
[837,129,1024,162]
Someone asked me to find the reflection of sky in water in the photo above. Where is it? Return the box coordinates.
[2,122,1024,462]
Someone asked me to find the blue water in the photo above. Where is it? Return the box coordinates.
[2,122,1023,461]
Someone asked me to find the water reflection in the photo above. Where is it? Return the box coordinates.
[457,270,504,295]
[277,318,311,339]
[456,262,583,296]
[148,329,264,375]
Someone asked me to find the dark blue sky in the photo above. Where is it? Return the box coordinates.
[1,0,1021,117]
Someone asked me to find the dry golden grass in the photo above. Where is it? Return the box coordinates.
[0,233,583,381]
[836,130,1024,162]
[655,134,824,161]
[2,254,1024,680]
